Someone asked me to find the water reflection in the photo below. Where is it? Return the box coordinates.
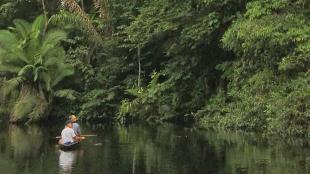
[9,125,43,161]
[59,150,83,174]
[0,123,309,174]
[0,124,46,173]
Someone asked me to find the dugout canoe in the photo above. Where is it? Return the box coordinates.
[58,141,80,151]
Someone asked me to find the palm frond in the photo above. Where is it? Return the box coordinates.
[10,85,48,122]
[33,66,47,82]
[0,30,29,65]
[50,64,74,88]
[41,72,51,91]
[10,96,36,122]
[31,15,45,39]
[41,30,67,56]
[43,50,65,66]
[0,89,19,115]
[44,30,67,45]
[18,65,35,76]
[3,51,29,66]
[54,89,79,101]
[0,77,25,100]
[60,0,95,27]
[12,19,31,40]
[10,85,35,122]
[51,6,103,44]
[0,30,19,51]
[0,48,28,64]
[25,37,41,64]
[0,64,22,73]
[28,92,48,120]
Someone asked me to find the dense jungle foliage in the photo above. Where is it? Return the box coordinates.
[0,0,309,137]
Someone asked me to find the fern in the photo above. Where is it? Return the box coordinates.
[30,15,45,38]
[12,19,31,40]
[28,92,48,120]
[54,89,79,101]
[10,85,36,122]
[0,15,75,122]
[18,65,35,76]
[41,29,67,56]
[0,77,25,100]
[51,1,103,44]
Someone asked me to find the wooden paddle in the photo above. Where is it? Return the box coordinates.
[56,134,97,139]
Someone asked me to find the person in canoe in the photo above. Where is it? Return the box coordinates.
[59,120,85,146]
[70,115,81,136]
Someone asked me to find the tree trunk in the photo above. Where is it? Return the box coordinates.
[41,0,48,35]
[137,45,141,88]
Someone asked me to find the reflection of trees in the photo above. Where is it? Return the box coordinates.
[0,124,44,173]
[78,124,221,174]
[80,124,310,174]
[197,130,310,174]
[0,125,16,173]
[1,123,307,174]
[9,125,43,161]
[121,125,221,174]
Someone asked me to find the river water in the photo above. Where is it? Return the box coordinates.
[0,123,309,174]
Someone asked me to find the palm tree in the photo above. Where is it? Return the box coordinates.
[0,15,75,122]
[52,0,103,44]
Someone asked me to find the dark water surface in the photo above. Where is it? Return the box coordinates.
[0,123,309,174]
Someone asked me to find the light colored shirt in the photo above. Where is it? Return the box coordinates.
[72,123,81,135]
[61,127,76,143]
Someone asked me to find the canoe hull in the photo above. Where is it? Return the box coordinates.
[59,142,80,151]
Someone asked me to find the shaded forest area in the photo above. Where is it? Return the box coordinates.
[0,0,309,137]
